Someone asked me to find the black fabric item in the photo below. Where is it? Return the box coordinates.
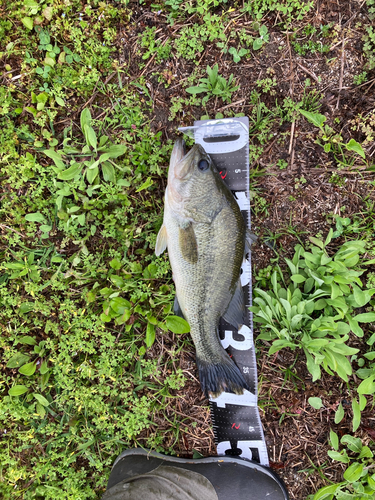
[103,464,218,500]
[103,449,289,500]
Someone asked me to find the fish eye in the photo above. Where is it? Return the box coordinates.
[197,159,209,171]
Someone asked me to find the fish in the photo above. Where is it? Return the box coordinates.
[155,139,256,397]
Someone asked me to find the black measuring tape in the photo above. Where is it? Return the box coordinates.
[179,118,269,466]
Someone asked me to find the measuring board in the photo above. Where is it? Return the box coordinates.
[179,118,269,466]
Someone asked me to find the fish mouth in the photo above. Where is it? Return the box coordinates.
[174,144,205,180]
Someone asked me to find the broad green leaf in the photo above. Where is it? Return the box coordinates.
[300,109,327,128]
[348,316,364,338]
[86,165,99,184]
[6,353,30,368]
[80,108,91,130]
[353,312,375,323]
[269,340,297,353]
[57,162,83,181]
[55,96,65,106]
[330,429,339,451]
[291,274,306,283]
[146,323,156,348]
[165,316,190,334]
[305,350,321,381]
[329,343,358,356]
[304,277,314,293]
[36,402,46,418]
[186,86,206,94]
[343,462,363,483]
[308,397,323,410]
[85,125,97,151]
[143,263,158,279]
[351,398,361,432]
[36,92,48,104]
[34,393,49,407]
[22,16,33,30]
[357,375,375,395]
[102,162,116,183]
[44,56,55,67]
[303,252,321,265]
[43,149,65,170]
[100,313,111,322]
[111,276,124,288]
[19,302,35,314]
[40,360,49,375]
[115,309,132,325]
[324,229,333,247]
[314,299,327,310]
[352,285,368,307]
[9,385,29,396]
[305,339,329,349]
[345,138,365,159]
[327,450,350,463]
[18,336,36,345]
[313,483,342,499]
[334,403,344,424]
[253,38,263,50]
[335,322,351,335]
[110,297,131,315]
[4,261,24,269]
[110,258,122,270]
[103,145,127,158]
[341,435,362,453]
[25,212,46,223]
[19,361,37,376]
[358,446,373,459]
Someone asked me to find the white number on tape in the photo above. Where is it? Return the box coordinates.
[221,326,253,351]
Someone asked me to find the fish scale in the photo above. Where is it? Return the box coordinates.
[159,139,250,397]
[179,118,269,467]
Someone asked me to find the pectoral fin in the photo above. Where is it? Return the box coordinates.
[179,223,198,264]
[223,280,247,328]
[155,224,168,256]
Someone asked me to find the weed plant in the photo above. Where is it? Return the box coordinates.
[311,432,375,499]
[251,229,375,383]
[300,110,367,167]
[0,3,192,495]
[186,64,239,105]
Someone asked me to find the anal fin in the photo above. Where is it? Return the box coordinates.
[245,229,257,251]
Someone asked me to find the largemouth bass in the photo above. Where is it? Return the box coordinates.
[156,139,255,397]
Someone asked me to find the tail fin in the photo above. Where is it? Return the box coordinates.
[196,356,249,398]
